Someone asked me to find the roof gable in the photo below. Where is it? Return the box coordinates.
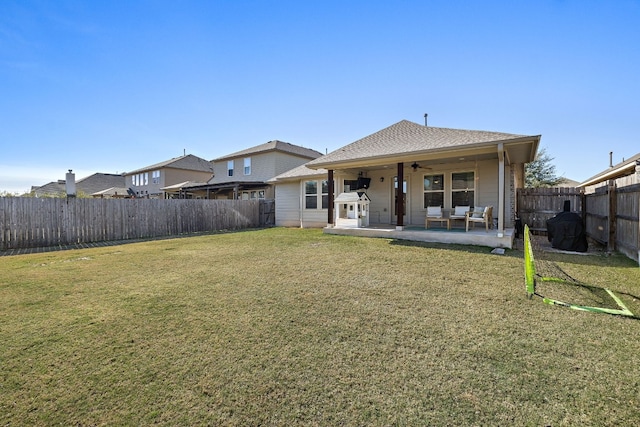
[126,154,213,175]
[212,140,322,162]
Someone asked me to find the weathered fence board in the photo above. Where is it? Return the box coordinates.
[0,198,272,250]
[517,187,583,232]
[518,180,639,264]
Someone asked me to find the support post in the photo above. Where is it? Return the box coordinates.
[327,169,334,227]
[497,144,505,237]
[607,179,616,253]
[396,162,404,229]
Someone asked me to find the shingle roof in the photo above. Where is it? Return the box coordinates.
[269,163,328,182]
[33,173,125,196]
[212,140,323,162]
[91,187,130,197]
[307,120,535,168]
[126,154,213,175]
[578,152,640,187]
[76,173,126,195]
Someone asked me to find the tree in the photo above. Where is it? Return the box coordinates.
[525,148,563,188]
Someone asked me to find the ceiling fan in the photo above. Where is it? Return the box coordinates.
[410,162,431,171]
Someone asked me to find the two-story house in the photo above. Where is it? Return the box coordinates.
[177,141,322,199]
[124,154,214,199]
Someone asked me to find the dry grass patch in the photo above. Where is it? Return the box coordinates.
[1,228,639,426]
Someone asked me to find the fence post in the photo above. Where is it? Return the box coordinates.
[607,179,616,253]
[0,198,5,251]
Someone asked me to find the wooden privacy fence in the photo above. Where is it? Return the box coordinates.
[516,187,584,233]
[0,198,272,250]
[518,182,640,264]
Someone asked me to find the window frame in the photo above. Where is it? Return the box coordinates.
[243,157,251,176]
[304,180,318,209]
[451,171,475,208]
[227,160,234,177]
[423,173,445,209]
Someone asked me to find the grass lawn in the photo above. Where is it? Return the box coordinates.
[1,228,639,426]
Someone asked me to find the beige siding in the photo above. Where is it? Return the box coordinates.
[365,159,511,227]
[276,160,518,228]
[301,210,328,228]
[211,152,314,184]
[127,168,212,198]
[276,179,330,228]
[275,182,302,227]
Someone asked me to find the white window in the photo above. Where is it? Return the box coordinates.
[304,180,330,209]
[152,170,160,184]
[244,157,251,175]
[321,180,329,209]
[423,174,445,208]
[451,171,475,207]
[144,172,148,185]
[133,175,137,186]
[304,181,318,209]
[227,160,234,177]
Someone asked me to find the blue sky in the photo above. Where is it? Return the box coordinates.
[1,0,639,193]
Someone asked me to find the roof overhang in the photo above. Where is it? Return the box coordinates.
[308,136,541,171]
[176,181,270,192]
[578,161,640,188]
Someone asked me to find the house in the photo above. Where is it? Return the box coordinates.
[578,152,640,193]
[32,173,125,197]
[90,187,131,198]
[271,120,541,248]
[124,154,214,199]
[176,140,323,200]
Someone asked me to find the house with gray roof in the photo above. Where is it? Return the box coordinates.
[578,152,640,193]
[271,119,541,248]
[175,140,323,200]
[124,154,214,199]
[32,173,125,197]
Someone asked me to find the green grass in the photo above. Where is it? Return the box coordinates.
[1,228,639,426]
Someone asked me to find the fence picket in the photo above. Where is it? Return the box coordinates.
[518,181,639,264]
[0,198,273,250]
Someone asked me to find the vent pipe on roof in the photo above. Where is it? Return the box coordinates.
[424,113,428,126]
[609,151,613,168]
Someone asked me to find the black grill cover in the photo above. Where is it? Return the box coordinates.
[546,212,588,252]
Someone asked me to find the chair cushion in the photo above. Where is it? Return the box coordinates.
[454,206,469,216]
[472,207,484,218]
[427,206,442,217]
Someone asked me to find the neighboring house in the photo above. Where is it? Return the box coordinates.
[32,173,125,197]
[557,177,580,188]
[90,187,131,198]
[271,119,541,237]
[125,154,214,199]
[178,140,323,199]
[578,152,640,193]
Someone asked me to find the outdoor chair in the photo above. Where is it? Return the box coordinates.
[425,206,449,229]
[465,206,493,232]
[449,205,470,228]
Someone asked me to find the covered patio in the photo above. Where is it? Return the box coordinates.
[324,223,515,249]
[300,120,540,249]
